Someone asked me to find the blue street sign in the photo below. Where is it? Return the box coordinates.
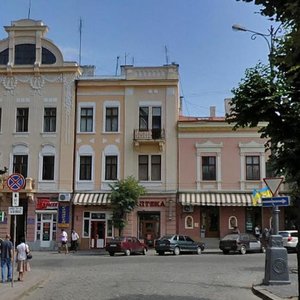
[7,173,25,192]
[262,196,290,207]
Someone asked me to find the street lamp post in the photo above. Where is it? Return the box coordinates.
[233,24,290,285]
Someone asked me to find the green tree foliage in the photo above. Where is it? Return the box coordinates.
[230,0,300,192]
[109,176,145,236]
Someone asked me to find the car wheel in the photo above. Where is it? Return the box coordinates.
[125,249,131,256]
[223,250,229,254]
[196,247,202,255]
[240,245,247,255]
[109,252,115,256]
[174,247,180,255]
[142,248,147,255]
[157,251,164,255]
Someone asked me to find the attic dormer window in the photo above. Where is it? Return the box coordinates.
[14,44,56,65]
[0,48,9,65]
[15,44,35,65]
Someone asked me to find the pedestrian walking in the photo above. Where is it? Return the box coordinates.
[60,229,68,254]
[0,234,13,283]
[71,229,80,252]
[16,237,31,282]
[254,225,261,239]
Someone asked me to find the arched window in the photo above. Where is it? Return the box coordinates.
[229,216,238,229]
[185,216,194,229]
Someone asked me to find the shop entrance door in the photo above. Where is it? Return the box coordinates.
[91,221,105,248]
[138,213,160,247]
[40,214,54,248]
[201,207,219,238]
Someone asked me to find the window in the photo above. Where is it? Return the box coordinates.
[185,216,194,229]
[80,107,93,132]
[15,44,35,65]
[42,156,55,180]
[79,156,92,180]
[105,107,118,132]
[138,155,161,181]
[44,108,56,132]
[105,155,117,180]
[139,106,162,133]
[16,108,29,132]
[13,155,28,178]
[83,212,90,237]
[246,156,260,180]
[202,156,216,180]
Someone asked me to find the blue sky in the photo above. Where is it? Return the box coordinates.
[0,0,275,116]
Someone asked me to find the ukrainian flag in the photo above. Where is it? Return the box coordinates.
[252,187,272,206]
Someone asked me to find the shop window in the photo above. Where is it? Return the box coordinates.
[107,220,113,237]
[229,216,238,229]
[185,216,194,229]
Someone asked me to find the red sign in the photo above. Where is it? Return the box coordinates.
[36,199,58,210]
[139,200,165,207]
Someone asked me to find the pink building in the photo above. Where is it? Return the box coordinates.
[177,110,285,242]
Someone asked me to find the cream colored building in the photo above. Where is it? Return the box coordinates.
[0,19,80,249]
[74,65,180,249]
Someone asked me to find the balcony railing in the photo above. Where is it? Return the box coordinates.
[134,129,165,140]
[133,129,165,151]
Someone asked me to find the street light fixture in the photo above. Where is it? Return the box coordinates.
[232,23,289,285]
[232,24,282,82]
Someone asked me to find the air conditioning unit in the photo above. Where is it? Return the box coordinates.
[58,193,71,202]
[183,205,194,213]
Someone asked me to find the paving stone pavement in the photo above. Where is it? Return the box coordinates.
[0,249,298,300]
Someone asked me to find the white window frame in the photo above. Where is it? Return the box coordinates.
[77,102,96,133]
[39,144,56,182]
[103,101,120,133]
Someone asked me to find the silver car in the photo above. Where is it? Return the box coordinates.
[278,230,298,252]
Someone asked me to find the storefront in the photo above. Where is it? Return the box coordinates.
[34,198,59,250]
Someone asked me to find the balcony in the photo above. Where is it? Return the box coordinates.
[133,129,165,151]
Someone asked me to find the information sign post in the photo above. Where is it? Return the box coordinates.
[7,173,25,288]
[262,177,290,285]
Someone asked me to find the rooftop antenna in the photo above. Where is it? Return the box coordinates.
[164,45,169,65]
[27,0,31,19]
[115,56,120,76]
[79,18,83,66]
[124,52,129,65]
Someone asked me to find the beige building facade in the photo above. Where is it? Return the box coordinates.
[74,65,179,249]
[0,19,80,249]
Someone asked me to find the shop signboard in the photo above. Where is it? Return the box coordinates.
[58,205,70,227]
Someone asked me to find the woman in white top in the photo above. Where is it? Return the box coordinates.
[16,237,31,281]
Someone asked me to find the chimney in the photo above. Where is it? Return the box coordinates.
[210,106,216,118]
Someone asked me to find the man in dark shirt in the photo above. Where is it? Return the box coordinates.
[0,234,13,283]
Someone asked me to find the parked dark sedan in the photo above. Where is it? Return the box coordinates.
[105,236,148,256]
[155,234,205,255]
[219,233,266,255]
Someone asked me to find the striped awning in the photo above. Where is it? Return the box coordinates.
[73,193,110,205]
[179,192,257,207]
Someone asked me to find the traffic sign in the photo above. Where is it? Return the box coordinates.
[262,196,290,207]
[263,177,284,196]
[12,192,19,206]
[8,206,23,215]
[7,173,25,192]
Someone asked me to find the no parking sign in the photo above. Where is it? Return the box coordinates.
[7,173,25,191]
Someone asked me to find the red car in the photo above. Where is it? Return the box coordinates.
[105,236,148,256]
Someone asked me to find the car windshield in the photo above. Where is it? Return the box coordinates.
[222,234,239,240]
[279,232,289,237]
